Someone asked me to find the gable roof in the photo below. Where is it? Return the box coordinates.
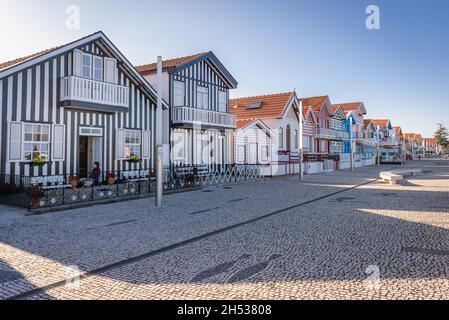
[0,46,63,72]
[404,133,423,140]
[302,105,317,123]
[338,102,367,115]
[136,52,206,74]
[0,31,168,108]
[229,92,297,120]
[364,119,375,130]
[136,51,238,89]
[393,126,403,136]
[299,96,331,113]
[372,119,392,130]
[236,118,273,136]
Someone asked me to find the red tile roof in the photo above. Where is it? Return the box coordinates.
[299,96,329,112]
[229,92,295,120]
[372,119,390,130]
[0,46,62,72]
[364,119,374,129]
[136,52,207,75]
[393,126,403,137]
[236,118,270,130]
[404,133,423,140]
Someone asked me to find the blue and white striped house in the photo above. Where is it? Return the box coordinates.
[0,31,167,180]
[137,52,238,170]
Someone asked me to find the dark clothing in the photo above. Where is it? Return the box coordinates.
[91,167,101,185]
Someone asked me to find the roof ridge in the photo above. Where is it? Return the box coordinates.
[230,91,294,101]
[0,31,103,72]
[135,51,208,70]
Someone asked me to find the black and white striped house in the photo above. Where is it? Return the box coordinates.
[137,52,238,170]
[0,31,167,180]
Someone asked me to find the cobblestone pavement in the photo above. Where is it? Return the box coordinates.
[1,160,448,300]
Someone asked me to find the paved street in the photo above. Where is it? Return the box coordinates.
[0,160,449,300]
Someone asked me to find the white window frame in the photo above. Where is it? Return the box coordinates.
[237,145,246,163]
[196,86,209,109]
[294,129,299,149]
[278,127,284,149]
[218,90,227,113]
[124,129,142,159]
[22,122,51,162]
[261,146,269,163]
[173,80,186,107]
[93,56,103,81]
[79,126,103,137]
[81,52,92,79]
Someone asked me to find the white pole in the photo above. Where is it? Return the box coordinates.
[299,100,304,181]
[350,116,354,171]
[156,56,163,208]
[376,128,380,166]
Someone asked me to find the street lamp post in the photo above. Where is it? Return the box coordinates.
[350,116,354,171]
[299,100,304,180]
[156,56,163,208]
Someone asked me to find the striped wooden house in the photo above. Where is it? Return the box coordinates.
[0,31,167,180]
[136,52,238,171]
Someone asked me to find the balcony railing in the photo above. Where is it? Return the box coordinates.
[60,76,129,108]
[315,128,339,139]
[171,106,236,129]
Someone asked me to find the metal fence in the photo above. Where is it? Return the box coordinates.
[0,165,263,211]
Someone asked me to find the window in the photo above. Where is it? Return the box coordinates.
[82,53,92,78]
[218,91,227,112]
[294,129,299,149]
[124,130,141,158]
[23,124,51,161]
[278,127,284,148]
[93,56,103,81]
[173,81,185,107]
[261,146,269,163]
[237,145,246,163]
[197,86,209,109]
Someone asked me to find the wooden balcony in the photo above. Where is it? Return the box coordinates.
[60,76,129,111]
[171,106,236,129]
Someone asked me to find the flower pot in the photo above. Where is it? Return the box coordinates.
[69,176,78,190]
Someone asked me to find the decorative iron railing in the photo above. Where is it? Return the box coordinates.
[0,165,263,211]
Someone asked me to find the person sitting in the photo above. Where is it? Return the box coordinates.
[90,162,101,186]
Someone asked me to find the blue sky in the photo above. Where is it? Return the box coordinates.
[1,0,448,136]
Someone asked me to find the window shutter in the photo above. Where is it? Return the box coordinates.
[142,130,151,159]
[52,124,65,161]
[9,122,23,161]
[73,50,83,77]
[104,58,117,84]
[116,128,125,159]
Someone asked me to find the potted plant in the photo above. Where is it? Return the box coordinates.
[77,178,88,188]
[30,155,48,167]
[127,153,141,163]
[106,172,116,186]
[29,186,44,208]
[69,176,78,190]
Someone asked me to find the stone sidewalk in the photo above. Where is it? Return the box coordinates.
[1,160,448,300]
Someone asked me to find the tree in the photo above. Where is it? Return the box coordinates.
[434,123,449,150]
